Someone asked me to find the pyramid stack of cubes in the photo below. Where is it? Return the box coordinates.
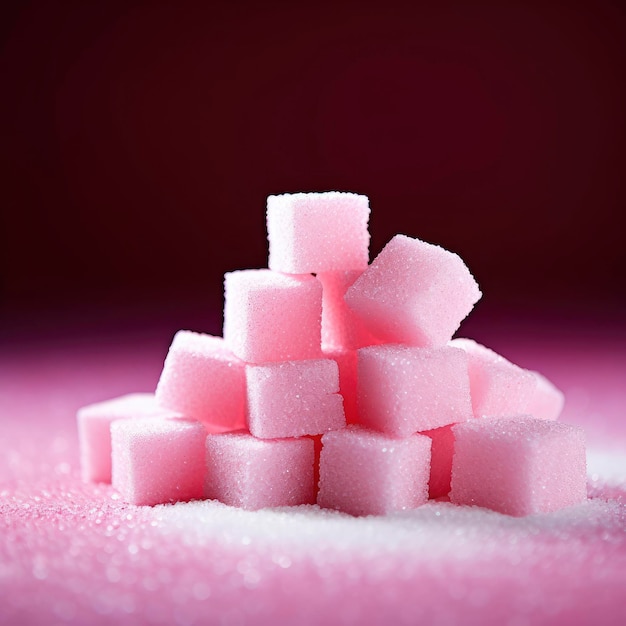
[77,192,587,517]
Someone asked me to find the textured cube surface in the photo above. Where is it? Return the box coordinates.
[318,426,432,516]
[318,270,382,351]
[422,424,456,500]
[155,330,246,431]
[77,393,181,483]
[357,344,473,436]
[450,338,563,420]
[345,235,481,346]
[267,191,370,273]
[111,418,206,506]
[224,269,323,363]
[205,432,315,510]
[246,359,345,438]
[450,416,587,516]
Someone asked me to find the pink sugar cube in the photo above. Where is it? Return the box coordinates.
[246,359,345,439]
[317,426,432,516]
[155,330,246,431]
[450,415,587,516]
[450,338,564,420]
[111,417,206,506]
[224,269,323,363]
[323,348,359,424]
[205,432,315,510]
[345,234,481,346]
[77,393,182,484]
[357,344,473,437]
[318,270,382,351]
[450,338,537,418]
[267,192,370,274]
[421,424,456,500]
[526,370,565,421]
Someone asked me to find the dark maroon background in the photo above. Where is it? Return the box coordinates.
[1,1,625,334]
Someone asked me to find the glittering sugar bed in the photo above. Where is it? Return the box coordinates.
[1,321,625,626]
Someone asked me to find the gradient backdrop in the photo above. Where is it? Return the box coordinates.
[1,1,625,335]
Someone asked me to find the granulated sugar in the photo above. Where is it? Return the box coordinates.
[2,478,625,626]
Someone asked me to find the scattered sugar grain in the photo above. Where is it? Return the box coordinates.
[8,487,624,626]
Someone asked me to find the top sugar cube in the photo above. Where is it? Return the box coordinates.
[345,234,482,347]
[267,192,370,273]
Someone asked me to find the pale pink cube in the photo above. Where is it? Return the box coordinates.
[317,426,431,516]
[318,270,382,351]
[345,235,481,346]
[111,418,206,506]
[421,424,456,499]
[450,338,564,420]
[155,330,246,431]
[77,393,182,484]
[357,344,473,437]
[224,269,323,363]
[246,359,345,439]
[267,192,370,274]
[450,415,587,516]
[323,348,359,424]
[526,370,565,421]
[450,338,537,418]
[205,432,315,510]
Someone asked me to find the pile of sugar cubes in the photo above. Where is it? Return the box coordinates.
[78,192,587,517]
